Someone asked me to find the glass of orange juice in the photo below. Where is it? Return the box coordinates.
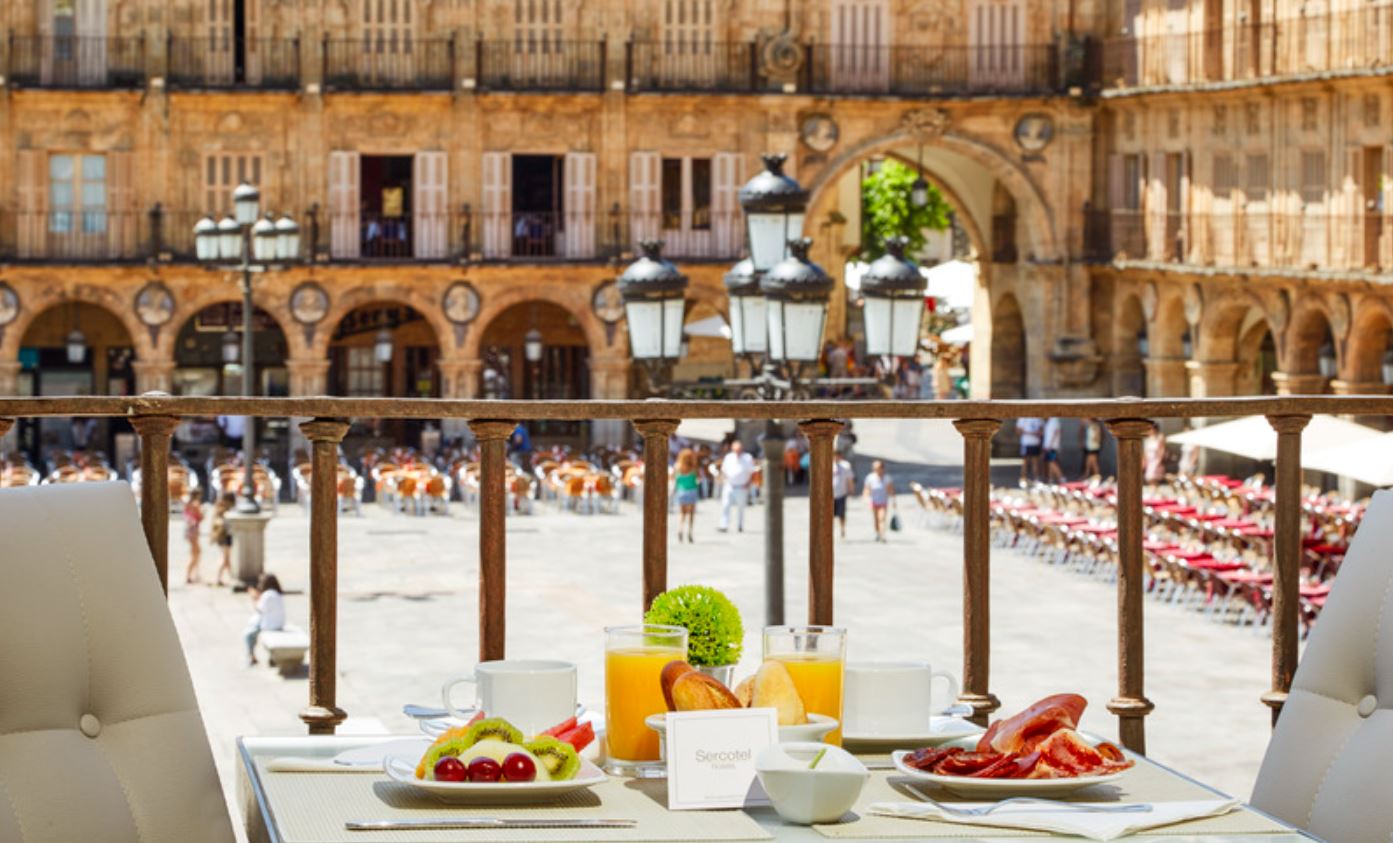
[604,624,687,776]
[764,626,846,745]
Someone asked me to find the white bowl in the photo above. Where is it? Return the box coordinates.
[755,742,868,825]
[645,712,838,761]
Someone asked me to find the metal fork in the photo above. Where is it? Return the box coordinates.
[907,786,1152,817]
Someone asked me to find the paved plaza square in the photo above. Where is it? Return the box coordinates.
[168,476,1279,825]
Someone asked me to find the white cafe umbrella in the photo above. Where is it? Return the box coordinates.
[1303,431,1393,487]
[1169,415,1382,462]
[938,323,975,345]
[922,259,977,311]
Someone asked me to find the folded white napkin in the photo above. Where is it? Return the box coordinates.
[867,799,1241,841]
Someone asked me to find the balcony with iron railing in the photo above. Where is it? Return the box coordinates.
[1085,208,1393,272]
[166,36,301,90]
[5,34,146,89]
[2,392,1363,761]
[802,42,1067,97]
[475,39,607,92]
[322,37,454,92]
[1103,3,1393,90]
[625,41,761,93]
[0,210,152,262]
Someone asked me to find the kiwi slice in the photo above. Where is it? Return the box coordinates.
[524,736,581,781]
[463,717,524,746]
[418,736,475,778]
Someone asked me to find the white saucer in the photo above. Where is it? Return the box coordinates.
[841,716,984,751]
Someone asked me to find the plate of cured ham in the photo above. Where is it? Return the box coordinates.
[891,694,1135,798]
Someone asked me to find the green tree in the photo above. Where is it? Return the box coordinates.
[859,159,952,261]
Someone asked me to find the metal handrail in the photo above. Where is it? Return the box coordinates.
[0,393,1363,745]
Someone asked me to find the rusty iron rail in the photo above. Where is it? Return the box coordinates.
[0,394,1379,749]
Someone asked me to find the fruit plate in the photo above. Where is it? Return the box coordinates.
[890,735,1133,799]
[383,755,609,805]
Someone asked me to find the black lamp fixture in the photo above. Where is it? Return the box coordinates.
[860,235,927,358]
[618,241,689,393]
[723,257,766,360]
[374,326,394,364]
[523,328,544,364]
[739,153,809,273]
[221,328,240,364]
[759,237,833,365]
[910,143,930,209]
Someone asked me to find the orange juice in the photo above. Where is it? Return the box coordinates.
[773,654,845,745]
[605,646,681,762]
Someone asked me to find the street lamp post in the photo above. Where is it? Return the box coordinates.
[617,240,690,396]
[860,235,929,360]
[193,184,300,514]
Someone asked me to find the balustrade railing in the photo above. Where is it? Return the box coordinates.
[1,211,151,261]
[1,394,1372,744]
[167,36,301,89]
[322,37,454,91]
[803,42,1063,96]
[475,39,606,92]
[626,41,758,93]
[6,35,146,89]
[1104,3,1393,89]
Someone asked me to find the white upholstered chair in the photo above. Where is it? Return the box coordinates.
[1251,489,1393,841]
[0,483,234,843]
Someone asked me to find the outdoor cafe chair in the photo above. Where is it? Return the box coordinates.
[0,483,235,843]
[1251,488,1393,841]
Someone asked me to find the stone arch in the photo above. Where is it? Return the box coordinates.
[1151,292,1190,359]
[879,150,990,260]
[314,281,452,360]
[3,281,148,362]
[160,285,299,361]
[168,300,292,396]
[1235,317,1278,396]
[463,285,607,362]
[1283,299,1336,376]
[1344,298,1393,384]
[475,299,594,400]
[804,129,1062,263]
[1114,292,1146,397]
[991,293,1027,398]
[1197,290,1272,363]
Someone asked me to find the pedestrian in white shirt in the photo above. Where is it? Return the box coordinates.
[718,441,755,532]
[243,573,286,667]
[832,456,854,538]
[1016,417,1044,483]
[1042,417,1065,483]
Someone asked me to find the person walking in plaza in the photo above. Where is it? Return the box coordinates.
[672,448,700,543]
[1042,417,1066,483]
[862,460,897,542]
[210,491,235,587]
[183,489,204,585]
[1079,417,1104,478]
[243,573,286,667]
[718,440,755,532]
[1143,422,1168,484]
[832,453,855,539]
[1016,416,1044,483]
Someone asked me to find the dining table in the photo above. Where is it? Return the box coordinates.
[238,735,1318,843]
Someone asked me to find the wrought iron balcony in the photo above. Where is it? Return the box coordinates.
[166,36,301,90]
[322,37,454,91]
[626,41,759,93]
[6,34,146,89]
[474,39,606,92]
[802,42,1065,97]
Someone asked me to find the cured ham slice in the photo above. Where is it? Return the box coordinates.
[1027,729,1134,779]
[976,693,1087,754]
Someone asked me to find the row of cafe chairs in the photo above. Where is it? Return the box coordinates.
[1,453,40,488]
[292,457,365,516]
[368,455,452,516]
[913,473,1357,639]
[208,455,281,513]
[130,455,201,510]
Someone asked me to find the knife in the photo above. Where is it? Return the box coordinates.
[346,818,637,831]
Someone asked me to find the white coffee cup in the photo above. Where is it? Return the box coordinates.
[843,661,960,738]
[441,660,577,737]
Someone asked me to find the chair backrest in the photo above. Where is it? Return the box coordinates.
[1251,489,1393,840]
[0,483,234,842]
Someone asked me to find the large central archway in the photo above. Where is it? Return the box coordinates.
[478,300,591,444]
[329,300,442,450]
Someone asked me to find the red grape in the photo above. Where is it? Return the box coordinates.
[433,757,467,782]
[467,757,503,783]
[502,752,537,782]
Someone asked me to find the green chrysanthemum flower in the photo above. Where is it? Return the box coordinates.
[644,585,744,667]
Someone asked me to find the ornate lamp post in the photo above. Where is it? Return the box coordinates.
[860,235,928,359]
[617,240,690,396]
[724,257,766,371]
[193,184,301,514]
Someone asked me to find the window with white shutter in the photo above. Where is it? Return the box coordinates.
[206,0,235,84]
[629,151,661,246]
[829,0,888,92]
[17,150,45,258]
[204,153,264,215]
[47,153,106,258]
[414,151,448,259]
[968,0,1024,88]
[328,150,361,259]
[513,0,565,83]
[481,151,512,259]
[44,0,107,86]
[563,151,596,258]
[362,0,415,84]
[711,152,743,258]
[657,156,715,257]
[1244,153,1270,204]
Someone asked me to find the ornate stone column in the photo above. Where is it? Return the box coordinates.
[1270,372,1329,395]
[131,360,175,395]
[286,358,332,397]
[437,358,479,441]
[0,361,21,396]
[1184,360,1239,397]
[590,355,632,447]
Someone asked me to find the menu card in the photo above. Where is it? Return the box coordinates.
[665,708,779,811]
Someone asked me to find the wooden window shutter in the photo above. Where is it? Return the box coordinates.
[629,151,660,245]
[107,150,136,258]
[1107,153,1125,210]
[413,150,448,259]
[481,151,512,258]
[564,151,596,258]
[17,150,45,259]
[328,150,361,259]
[712,152,744,257]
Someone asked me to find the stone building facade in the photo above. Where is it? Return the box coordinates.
[4,0,1387,451]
